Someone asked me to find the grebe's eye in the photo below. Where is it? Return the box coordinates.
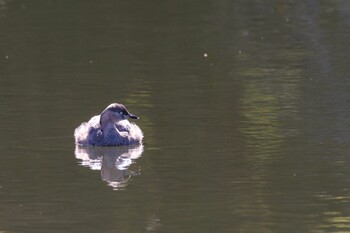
[120,111,123,115]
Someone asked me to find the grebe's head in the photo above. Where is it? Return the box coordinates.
[100,103,139,127]
[105,103,139,120]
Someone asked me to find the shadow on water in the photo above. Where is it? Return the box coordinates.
[75,144,144,190]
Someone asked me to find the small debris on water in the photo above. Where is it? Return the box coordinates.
[203,53,208,57]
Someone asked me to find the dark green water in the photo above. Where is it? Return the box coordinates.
[1,1,350,232]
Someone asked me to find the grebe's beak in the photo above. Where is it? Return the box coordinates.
[128,113,139,119]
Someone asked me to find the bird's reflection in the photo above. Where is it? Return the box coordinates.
[74,144,144,190]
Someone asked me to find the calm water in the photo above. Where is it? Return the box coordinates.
[1,1,350,232]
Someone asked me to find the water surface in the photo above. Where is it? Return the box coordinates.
[1,1,350,232]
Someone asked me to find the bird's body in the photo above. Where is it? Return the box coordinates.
[74,103,143,146]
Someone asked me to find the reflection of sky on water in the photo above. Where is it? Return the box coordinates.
[75,144,144,190]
